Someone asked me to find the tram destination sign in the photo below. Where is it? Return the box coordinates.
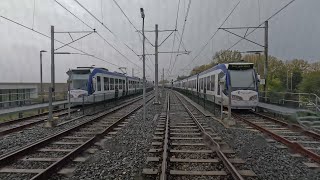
[228,63,253,70]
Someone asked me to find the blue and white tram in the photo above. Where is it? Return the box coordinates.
[67,67,144,104]
[173,63,259,109]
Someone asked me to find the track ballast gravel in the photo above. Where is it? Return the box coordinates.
[0,94,143,156]
[50,93,165,180]
[178,92,320,180]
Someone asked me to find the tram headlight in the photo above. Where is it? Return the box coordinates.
[249,95,258,101]
[231,95,243,101]
[78,94,86,98]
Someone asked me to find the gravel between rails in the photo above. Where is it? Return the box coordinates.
[208,122,320,180]
[0,94,146,156]
[178,93,320,180]
[50,93,165,180]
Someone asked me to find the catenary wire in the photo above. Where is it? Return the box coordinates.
[184,1,240,69]
[215,0,297,61]
[167,0,192,76]
[0,15,121,68]
[54,0,142,70]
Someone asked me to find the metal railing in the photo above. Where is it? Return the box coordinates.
[259,91,320,112]
[0,91,68,109]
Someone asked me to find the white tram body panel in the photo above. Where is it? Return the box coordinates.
[67,67,148,105]
[172,63,259,109]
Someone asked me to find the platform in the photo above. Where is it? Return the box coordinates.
[0,100,68,116]
[257,102,299,116]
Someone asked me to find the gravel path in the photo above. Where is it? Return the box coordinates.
[50,93,165,180]
[178,92,320,180]
[0,94,144,156]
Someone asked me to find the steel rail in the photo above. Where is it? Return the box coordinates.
[0,108,68,127]
[252,111,320,141]
[173,91,244,180]
[233,113,320,164]
[31,96,155,180]
[0,94,153,173]
[0,93,148,136]
[160,93,169,180]
[0,92,153,161]
[0,109,78,136]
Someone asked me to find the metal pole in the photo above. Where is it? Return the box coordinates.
[291,72,293,91]
[40,51,44,103]
[228,82,232,123]
[141,9,146,121]
[82,95,85,115]
[67,77,71,119]
[220,83,223,120]
[47,87,53,126]
[287,70,289,91]
[162,68,164,91]
[258,53,261,75]
[46,25,55,127]
[264,21,268,93]
[154,24,160,104]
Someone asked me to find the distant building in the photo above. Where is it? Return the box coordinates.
[0,82,67,108]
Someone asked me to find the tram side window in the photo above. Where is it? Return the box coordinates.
[115,79,119,89]
[207,76,210,90]
[217,72,224,95]
[103,77,109,91]
[200,78,203,90]
[119,79,122,89]
[210,75,215,91]
[110,78,114,90]
[97,76,101,91]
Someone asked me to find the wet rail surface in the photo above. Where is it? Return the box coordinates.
[143,90,256,179]
[0,94,154,180]
[233,111,320,168]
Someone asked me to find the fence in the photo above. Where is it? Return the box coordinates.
[0,91,68,109]
[259,91,320,112]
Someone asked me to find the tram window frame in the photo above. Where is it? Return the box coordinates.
[115,79,119,89]
[104,77,109,91]
[110,78,114,90]
[119,79,122,90]
[97,76,101,91]
[210,75,215,91]
[206,76,210,90]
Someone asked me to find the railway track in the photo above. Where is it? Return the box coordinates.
[0,94,154,180]
[0,94,144,136]
[233,111,320,168]
[143,91,256,179]
[0,109,77,136]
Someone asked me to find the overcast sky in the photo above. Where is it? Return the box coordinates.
[0,0,319,83]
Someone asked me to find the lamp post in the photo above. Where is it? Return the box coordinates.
[140,8,146,121]
[40,50,47,103]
